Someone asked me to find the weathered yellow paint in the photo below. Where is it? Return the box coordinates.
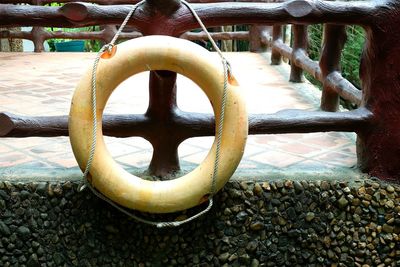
[69,36,248,213]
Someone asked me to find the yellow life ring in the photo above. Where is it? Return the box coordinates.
[69,36,248,213]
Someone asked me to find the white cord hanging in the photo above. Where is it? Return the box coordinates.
[79,0,233,228]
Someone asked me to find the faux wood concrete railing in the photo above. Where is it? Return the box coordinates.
[1,0,270,52]
[0,0,399,182]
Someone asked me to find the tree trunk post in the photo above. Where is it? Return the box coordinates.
[320,24,347,112]
[249,25,267,53]
[357,0,400,182]
[271,25,283,65]
[289,24,307,83]
[146,71,182,177]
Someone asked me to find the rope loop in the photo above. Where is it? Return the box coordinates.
[80,0,232,228]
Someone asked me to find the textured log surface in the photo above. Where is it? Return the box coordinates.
[357,0,400,182]
[0,1,377,31]
[0,108,373,138]
[3,0,284,4]
[181,31,249,41]
[289,24,307,83]
[320,24,347,112]
[264,27,362,105]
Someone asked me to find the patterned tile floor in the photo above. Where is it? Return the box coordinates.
[0,52,358,178]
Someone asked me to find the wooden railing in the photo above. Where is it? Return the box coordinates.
[0,25,255,52]
[0,0,276,52]
[263,24,362,108]
[0,0,399,182]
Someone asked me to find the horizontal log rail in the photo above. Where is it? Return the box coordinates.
[0,108,373,138]
[3,0,283,4]
[263,29,362,106]
[0,26,142,42]
[0,2,378,30]
[1,28,249,43]
[180,31,249,41]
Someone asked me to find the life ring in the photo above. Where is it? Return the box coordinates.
[69,36,248,213]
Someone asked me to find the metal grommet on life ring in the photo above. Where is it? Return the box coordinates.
[69,35,248,213]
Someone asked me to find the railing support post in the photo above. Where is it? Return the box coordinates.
[289,24,307,83]
[357,0,400,182]
[249,25,267,53]
[31,27,45,52]
[146,71,181,177]
[271,25,283,65]
[320,24,347,112]
[31,0,46,52]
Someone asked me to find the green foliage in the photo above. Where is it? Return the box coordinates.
[305,24,324,90]
[307,24,323,63]
[306,24,365,89]
[305,24,365,109]
[235,25,249,51]
[341,26,364,89]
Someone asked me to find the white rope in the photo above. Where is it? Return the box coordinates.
[181,0,230,67]
[79,0,146,192]
[181,0,232,197]
[78,0,232,228]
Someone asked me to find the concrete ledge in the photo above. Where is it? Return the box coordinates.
[0,165,365,183]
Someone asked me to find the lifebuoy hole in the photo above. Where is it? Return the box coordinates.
[177,74,214,174]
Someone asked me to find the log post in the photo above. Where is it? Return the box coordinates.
[320,24,347,112]
[249,25,267,52]
[146,71,181,177]
[31,27,46,52]
[102,25,117,43]
[289,24,307,83]
[31,0,46,52]
[357,0,400,182]
[140,0,183,176]
[271,25,283,65]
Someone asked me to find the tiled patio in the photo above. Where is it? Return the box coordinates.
[0,52,359,179]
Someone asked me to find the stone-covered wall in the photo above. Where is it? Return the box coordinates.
[0,179,399,267]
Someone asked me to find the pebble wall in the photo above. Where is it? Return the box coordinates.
[0,179,399,267]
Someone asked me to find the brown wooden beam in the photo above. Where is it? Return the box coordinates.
[270,25,283,65]
[0,108,373,138]
[1,26,142,52]
[289,24,307,83]
[0,1,378,32]
[145,70,181,176]
[325,71,362,106]
[320,24,347,112]
[181,31,249,41]
[3,0,282,4]
[249,25,269,52]
[271,39,362,105]
[357,0,400,182]
[3,28,248,52]
[0,28,31,39]
[259,26,271,46]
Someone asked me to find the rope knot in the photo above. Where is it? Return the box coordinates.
[224,59,232,78]
[105,44,114,54]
